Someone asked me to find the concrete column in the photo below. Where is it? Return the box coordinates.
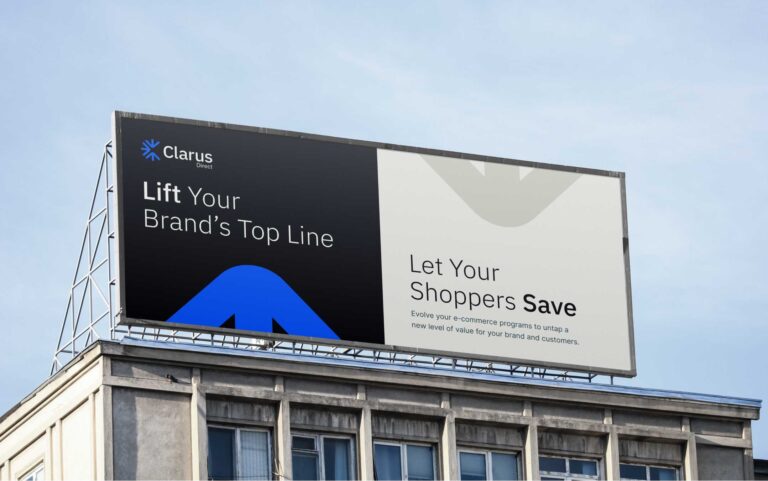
[100,358,113,481]
[523,401,539,480]
[93,390,105,481]
[440,394,458,480]
[682,417,698,480]
[54,419,63,481]
[604,409,620,480]
[744,421,755,480]
[89,392,97,481]
[101,386,113,481]
[190,368,208,481]
[275,377,292,481]
[44,425,53,481]
[605,427,620,480]
[358,388,375,481]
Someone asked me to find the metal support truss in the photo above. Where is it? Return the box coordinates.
[52,141,604,384]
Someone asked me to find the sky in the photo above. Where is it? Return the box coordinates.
[1,0,766,458]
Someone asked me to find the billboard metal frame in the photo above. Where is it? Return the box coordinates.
[110,111,637,378]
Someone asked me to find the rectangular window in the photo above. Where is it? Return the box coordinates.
[208,426,271,481]
[373,441,436,480]
[292,433,355,480]
[539,456,599,480]
[459,449,520,480]
[20,464,44,481]
[620,463,679,481]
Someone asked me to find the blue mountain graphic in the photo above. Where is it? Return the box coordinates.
[167,265,340,339]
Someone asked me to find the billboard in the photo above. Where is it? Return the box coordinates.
[113,112,636,376]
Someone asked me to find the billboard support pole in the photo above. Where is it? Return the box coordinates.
[51,140,605,384]
[51,141,117,373]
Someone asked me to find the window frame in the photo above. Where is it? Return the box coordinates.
[291,431,357,480]
[19,463,44,481]
[619,462,680,481]
[373,439,439,481]
[207,424,273,481]
[539,455,601,481]
[457,447,522,480]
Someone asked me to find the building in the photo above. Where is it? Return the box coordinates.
[0,338,760,481]
[756,459,768,480]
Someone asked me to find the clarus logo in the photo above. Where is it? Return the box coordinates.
[141,139,161,161]
[139,139,214,170]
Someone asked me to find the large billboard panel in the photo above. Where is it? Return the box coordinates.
[114,112,635,376]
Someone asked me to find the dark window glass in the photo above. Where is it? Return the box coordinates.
[459,452,486,481]
[374,444,402,481]
[324,438,352,480]
[239,430,270,480]
[293,436,316,451]
[570,460,598,476]
[620,464,647,480]
[539,457,567,473]
[407,445,435,480]
[293,452,319,481]
[491,452,518,480]
[208,427,235,481]
[650,467,677,481]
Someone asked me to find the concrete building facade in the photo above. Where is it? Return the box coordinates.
[0,339,760,480]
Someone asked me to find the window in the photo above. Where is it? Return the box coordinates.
[459,449,520,480]
[620,464,678,481]
[292,433,356,480]
[373,441,436,480]
[20,464,44,481]
[539,456,599,481]
[208,426,271,480]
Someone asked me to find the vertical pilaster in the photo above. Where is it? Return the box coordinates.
[275,377,292,480]
[190,368,208,481]
[744,420,754,480]
[94,390,105,481]
[101,386,113,481]
[54,419,63,481]
[440,393,458,480]
[604,409,620,480]
[682,417,698,480]
[523,401,539,480]
[358,385,375,481]
[89,392,97,481]
[44,425,53,481]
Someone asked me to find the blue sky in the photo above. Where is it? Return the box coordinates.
[1,1,766,457]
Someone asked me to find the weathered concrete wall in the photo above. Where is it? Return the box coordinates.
[207,397,276,425]
[619,438,682,464]
[62,400,95,480]
[112,388,191,480]
[697,445,747,480]
[614,410,681,431]
[452,394,523,415]
[112,360,191,384]
[286,377,358,398]
[201,368,274,390]
[535,402,604,423]
[691,417,743,438]
[6,434,45,481]
[0,342,760,481]
[291,405,358,432]
[538,429,605,456]
[455,422,524,449]
[0,352,103,481]
[372,414,441,441]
